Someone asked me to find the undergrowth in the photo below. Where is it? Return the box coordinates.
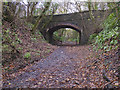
[89,7,119,53]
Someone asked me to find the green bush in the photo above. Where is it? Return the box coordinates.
[24,52,31,59]
[90,8,119,52]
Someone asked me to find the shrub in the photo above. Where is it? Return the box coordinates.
[89,7,119,52]
[24,52,31,59]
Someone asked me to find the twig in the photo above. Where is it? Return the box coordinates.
[100,80,114,88]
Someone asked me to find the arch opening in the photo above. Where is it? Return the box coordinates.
[47,24,81,46]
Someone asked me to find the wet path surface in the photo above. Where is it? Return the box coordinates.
[3,46,94,88]
[3,45,119,88]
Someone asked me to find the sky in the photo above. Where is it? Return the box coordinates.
[1,0,119,2]
[22,0,117,14]
[23,0,119,3]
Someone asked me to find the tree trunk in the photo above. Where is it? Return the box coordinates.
[31,2,51,34]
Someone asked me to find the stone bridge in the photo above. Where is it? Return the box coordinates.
[32,10,111,45]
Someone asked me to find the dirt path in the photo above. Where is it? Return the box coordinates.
[3,45,119,88]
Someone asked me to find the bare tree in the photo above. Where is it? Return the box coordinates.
[31,2,51,34]
[26,2,38,22]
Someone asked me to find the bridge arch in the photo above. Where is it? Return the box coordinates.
[47,23,81,33]
[46,23,81,45]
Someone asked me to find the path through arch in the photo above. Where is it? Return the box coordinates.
[46,23,81,45]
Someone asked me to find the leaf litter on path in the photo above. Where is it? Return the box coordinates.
[3,45,119,88]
